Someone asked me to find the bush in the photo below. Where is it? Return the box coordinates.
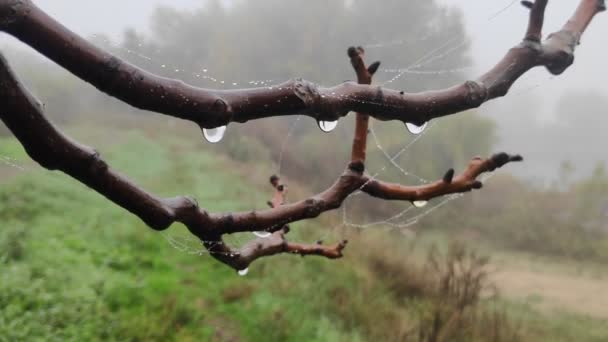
[415,243,522,342]
[361,237,523,341]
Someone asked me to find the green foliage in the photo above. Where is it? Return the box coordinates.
[0,225,26,263]
[0,136,27,160]
[0,130,373,341]
[1,128,607,341]
[221,133,272,164]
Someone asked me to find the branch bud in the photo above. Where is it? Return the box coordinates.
[347,46,358,58]
[472,181,484,189]
[269,174,280,187]
[521,1,534,9]
[491,152,511,168]
[367,61,381,75]
[443,168,455,183]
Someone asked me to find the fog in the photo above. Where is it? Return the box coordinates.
[31,0,606,94]
[3,3,608,339]
[3,0,608,181]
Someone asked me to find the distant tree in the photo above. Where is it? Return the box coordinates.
[124,0,482,195]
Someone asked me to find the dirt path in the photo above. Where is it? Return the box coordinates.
[490,259,608,319]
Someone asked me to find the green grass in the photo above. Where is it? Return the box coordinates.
[0,129,369,341]
[1,128,607,341]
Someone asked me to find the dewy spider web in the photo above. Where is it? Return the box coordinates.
[331,0,559,237]
[101,0,552,260]
[91,34,276,88]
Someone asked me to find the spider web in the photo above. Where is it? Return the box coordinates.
[49,1,556,267]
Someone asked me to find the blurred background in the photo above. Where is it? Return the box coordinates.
[1,1,607,341]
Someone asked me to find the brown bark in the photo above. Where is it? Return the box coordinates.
[0,0,603,129]
[0,0,603,270]
[348,46,377,164]
[360,154,523,202]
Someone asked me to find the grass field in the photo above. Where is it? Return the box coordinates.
[1,125,607,341]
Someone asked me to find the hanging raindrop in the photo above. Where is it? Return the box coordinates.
[253,231,272,238]
[238,268,249,276]
[318,120,338,133]
[406,122,428,135]
[413,200,428,208]
[202,125,227,143]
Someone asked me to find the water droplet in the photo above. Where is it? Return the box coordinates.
[406,122,428,135]
[202,125,227,143]
[238,268,249,276]
[413,200,428,208]
[318,120,338,133]
[253,231,272,238]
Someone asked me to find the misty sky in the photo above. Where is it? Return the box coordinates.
[2,0,607,181]
[7,0,605,110]
[24,1,606,117]
[26,0,605,90]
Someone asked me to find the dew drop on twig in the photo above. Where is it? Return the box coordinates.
[406,122,428,135]
[413,200,428,208]
[202,125,227,143]
[318,120,338,133]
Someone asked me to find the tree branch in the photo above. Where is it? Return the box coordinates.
[348,46,377,163]
[0,0,603,271]
[0,0,603,130]
[201,228,348,271]
[0,50,521,270]
[360,153,523,202]
[0,52,351,270]
[524,0,548,42]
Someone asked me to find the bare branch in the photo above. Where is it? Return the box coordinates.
[0,55,351,271]
[349,46,375,164]
[202,228,348,271]
[0,0,603,130]
[360,154,523,202]
[524,0,548,42]
[0,56,518,270]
